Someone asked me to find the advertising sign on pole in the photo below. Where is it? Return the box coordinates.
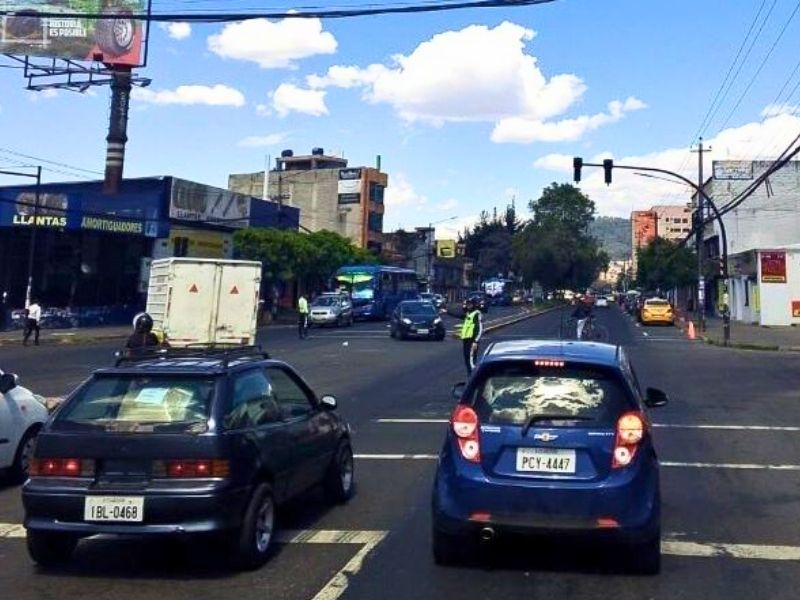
[169,179,251,229]
[760,251,787,283]
[0,1,148,66]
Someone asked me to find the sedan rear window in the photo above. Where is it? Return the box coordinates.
[471,362,632,426]
[645,300,670,307]
[55,375,216,433]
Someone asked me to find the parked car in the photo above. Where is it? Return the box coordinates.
[640,298,675,325]
[596,297,609,308]
[0,371,49,482]
[462,293,489,314]
[22,346,354,569]
[390,301,446,341]
[433,294,447,310]
[431,340,668,573]
[308,293,354,327]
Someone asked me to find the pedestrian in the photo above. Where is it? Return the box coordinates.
[125,313,161,349]
[23,298,41,346]
[572,297,592,340]
[460,298,483,376]
[298,292,309,339]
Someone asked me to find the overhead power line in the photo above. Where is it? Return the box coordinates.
[0,0,557,22]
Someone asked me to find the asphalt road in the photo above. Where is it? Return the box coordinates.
[2,304,800,599]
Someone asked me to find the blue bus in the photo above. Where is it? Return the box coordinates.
[334,265,420,320]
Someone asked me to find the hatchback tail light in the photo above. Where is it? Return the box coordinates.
[29,458,95,477]
[152,459,230,478]
[451,405,480,463]
[612,412,646,469]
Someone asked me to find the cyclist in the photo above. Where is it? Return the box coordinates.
[571,297,593,340]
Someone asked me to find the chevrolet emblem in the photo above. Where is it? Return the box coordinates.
[533,432,559,442]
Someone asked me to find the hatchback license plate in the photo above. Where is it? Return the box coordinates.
[516,448,576,474]
[84,496,144,522]
[416,328,429,335]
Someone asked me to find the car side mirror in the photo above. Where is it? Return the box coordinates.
[645,387,669,408]
[452,382,466,399]
[320,395,338,410]
[0,373,18,394]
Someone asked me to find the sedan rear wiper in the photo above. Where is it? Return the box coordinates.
[520,413,592,437]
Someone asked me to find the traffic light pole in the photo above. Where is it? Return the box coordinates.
[573,158,730,346]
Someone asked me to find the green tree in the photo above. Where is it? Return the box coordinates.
[461,202,520,280]
[513,183,607,293]
[635,237,695,291]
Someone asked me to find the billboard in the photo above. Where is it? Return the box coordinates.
[338,168,362,204]
[170,178,251,229]
[760,251,787,284]
[436,239,456,258]
[0,1,147,66]
[713,160,754,181]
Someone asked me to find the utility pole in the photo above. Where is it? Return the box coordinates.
[103,67,132,194]
[24,166,42,308]
[691,137,710,332]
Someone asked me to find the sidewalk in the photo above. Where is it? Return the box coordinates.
[677,312,800,351]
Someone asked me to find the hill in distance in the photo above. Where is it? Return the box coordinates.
[589,216,630,261]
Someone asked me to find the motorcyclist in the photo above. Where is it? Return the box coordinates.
[461,298,483,376]
[571,297,593,340]
[125,313,161,349]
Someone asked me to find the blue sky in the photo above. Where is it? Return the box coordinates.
[2,0,800,237]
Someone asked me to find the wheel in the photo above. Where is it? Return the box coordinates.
[10,428,38,483]
[232,482,276,570]
[94,10,136,56]
[27,530,78,567]
[432,526,472,566]
[324,441,355,504]
[628,529,661,575]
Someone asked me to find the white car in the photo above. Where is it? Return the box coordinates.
[0,371,49,482]
[596,297,609,308]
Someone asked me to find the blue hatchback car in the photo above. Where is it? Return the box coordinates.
[432,340,669,573]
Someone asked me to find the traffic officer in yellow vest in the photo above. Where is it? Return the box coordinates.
[461,298,484,375]
[298,293,310,339]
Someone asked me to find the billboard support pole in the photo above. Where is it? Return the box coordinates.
[24,166,42,307]
[103,66,133,194]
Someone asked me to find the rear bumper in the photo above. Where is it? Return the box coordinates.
[432,447,660,543]
[309,314,340,325]
[641,315,674,324]
[23,484,250,537]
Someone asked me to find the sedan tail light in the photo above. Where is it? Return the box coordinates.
[29,458,96,477]
[612,412,646,469]
[152,459,230,478]
[451,405,480,463]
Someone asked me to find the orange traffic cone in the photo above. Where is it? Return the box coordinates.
[687,321,696,340]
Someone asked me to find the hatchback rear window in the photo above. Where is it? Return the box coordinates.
[55,375,216,433]
[645,300,670,306]
[470,362,632,426]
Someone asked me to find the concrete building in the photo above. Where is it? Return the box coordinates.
[652,204,692,242]
[630,210,657,274]
[228,149,387,253]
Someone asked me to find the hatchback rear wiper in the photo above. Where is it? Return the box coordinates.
[521,414,592,437]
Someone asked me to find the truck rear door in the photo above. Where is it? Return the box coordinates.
[215,263,260,344]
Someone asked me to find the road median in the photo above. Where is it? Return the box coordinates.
[449,304,562,339]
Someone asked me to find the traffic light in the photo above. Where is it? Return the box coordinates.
[573,157,583,183]
[603,159,613,185]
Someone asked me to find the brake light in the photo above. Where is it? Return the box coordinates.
[534,359,565,367]
[154,459,230,478]
[451,405,480,463]
[612,412,645,469]
[29,458,95,477]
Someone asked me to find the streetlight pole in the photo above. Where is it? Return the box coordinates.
[0,166,42,308]
[692,138,710,332]
[577,159,731,346]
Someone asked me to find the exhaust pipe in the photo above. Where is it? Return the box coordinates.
[479,527,496,543]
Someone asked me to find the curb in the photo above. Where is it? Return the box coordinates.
[701,336,798,352]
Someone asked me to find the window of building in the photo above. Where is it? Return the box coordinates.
[368,212,383,233]
[369,183,385,204]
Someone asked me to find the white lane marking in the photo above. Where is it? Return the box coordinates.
[655,423,800,432]
[0,524,387,600]
[661,461,800,471]
[642,331,649,337]
[354,453,438,460]
[663,539,800,561]
[376,419,448,424]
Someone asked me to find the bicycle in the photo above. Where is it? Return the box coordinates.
[580,314,609,342]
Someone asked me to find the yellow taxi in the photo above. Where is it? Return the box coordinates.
[640,298,675,325]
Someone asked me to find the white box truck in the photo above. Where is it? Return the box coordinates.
[146,258,262,347]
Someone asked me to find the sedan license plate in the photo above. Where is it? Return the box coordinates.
[84,496,144,522]
[516,448,576,474]
[416,328,429,335]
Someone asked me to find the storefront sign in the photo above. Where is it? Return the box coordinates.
[170,179,250,228]
[169,228,232,259]
[760,251,787,283]
[81,216,144,234]
[437,240,456,258]
[792,301,800,318]
[12,214,67,227]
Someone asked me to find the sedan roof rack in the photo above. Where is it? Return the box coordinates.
[114,344,270,369]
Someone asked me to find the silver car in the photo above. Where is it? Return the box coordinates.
[308,294,354,327]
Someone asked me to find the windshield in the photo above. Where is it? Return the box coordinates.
[401,302,437,316]
[313,297,340,307]
[55,375,216,433]
[471,362,630,427]
[646,300,670,307]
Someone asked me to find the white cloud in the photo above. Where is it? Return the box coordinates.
[437,214,481,240]
[306,21,642,143]
[385,174,428,208]
[132,84,245,107]
[761,103,799,118]
[492,97,646,143]
[436,198,459,211]
[161,22,191,40]
[208,17,337,69]
[271,84,328,117]
[238,132,289,147]
[533,109,800,217]
[255,103,272,117]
